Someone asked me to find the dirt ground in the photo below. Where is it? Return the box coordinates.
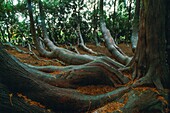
[6,43,134,113]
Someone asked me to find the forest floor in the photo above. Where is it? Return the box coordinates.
[6,43,135,113]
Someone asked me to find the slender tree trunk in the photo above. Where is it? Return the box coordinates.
[113,0,117,15]
[128,0,132,21]
[74,2,98,55]
[5,20,11,42]
[0,27,6,42]
[76,24,98,55]
[93,4,100,46]
[38,0,48,40]
[131,0,140,52]
[27,0,50,56]
[27,0,102,65]
[100,0,104,22]
[99,0,131,65]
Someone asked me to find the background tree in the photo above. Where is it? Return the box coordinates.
[1,0,135,46]
[131,0,140,52]
[99,0,131,65]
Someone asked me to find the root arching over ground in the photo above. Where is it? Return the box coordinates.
[2,43,168,113]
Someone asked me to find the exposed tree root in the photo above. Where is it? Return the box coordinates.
[65,44,80,54]
[99,0,132,65]
[3,42,31,54]
[0,47,131,112]
[118,88,168,113]
[0,83,54,113]
[27,56,125,72]
[28,2,132,66]
[0,41,168,113]
[76,24,99,55]
[25,58,129,88]
[132,69,166,92]
[100,22,132,65]
[29,44,66,66]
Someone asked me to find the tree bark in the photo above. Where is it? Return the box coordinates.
[0,83,53,113]
[0,27,6,42]
[92,4,100,46]
[0,42,168,113]
[119,89,167,113]
[128,0,132,22]
[99,0,131,65]
[27,0,95,65]
[27,0,128,66]
[76,24,98,55]
[39,0,49,40]
[27,0,50,57]
[131,0,140,52]
[0,46,130,112]
[165,0,170,66]
[132,0,170,89]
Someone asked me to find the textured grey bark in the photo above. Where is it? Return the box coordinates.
[76,24,98,55]
[0,46,130,112]
[99,0,131,65]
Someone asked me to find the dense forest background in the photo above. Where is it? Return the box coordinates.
[0,0,134,46]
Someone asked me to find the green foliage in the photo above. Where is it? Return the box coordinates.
[0,0,135,45]
[105,0,134,44]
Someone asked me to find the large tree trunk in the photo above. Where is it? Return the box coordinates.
[132,0,170,89]
[165,0,170,67]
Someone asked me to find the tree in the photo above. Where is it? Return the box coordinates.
[131,0,140,52]
[99,0,131,65]
[131,0,170,89]
[0,0,169,113]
